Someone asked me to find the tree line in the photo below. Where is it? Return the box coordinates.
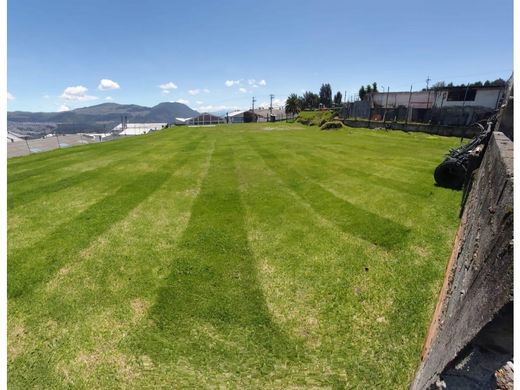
[429,78,506,90]
[285,83,343,115]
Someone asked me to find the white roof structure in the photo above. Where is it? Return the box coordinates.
[7,131,25,143]
[112,123,167,135]
[227,110,247,117]
[253,108,286,119]
[81,133,113,140]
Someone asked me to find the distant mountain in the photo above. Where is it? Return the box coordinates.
[7,102,199,138]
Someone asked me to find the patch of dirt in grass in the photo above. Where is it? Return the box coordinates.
[45,264,74,292]
[70,349,140,385]
[131,298,151,323]
[8,324,26,360]
[413,245,432,258]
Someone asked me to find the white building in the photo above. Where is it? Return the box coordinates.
[227,110,249,123]
[81,133,113,142]
[433,86,503,109]
[6,131,25,143]
[253,108,286,122]
[184,113,225,126]
[174,117,191,125]
[112,122,167,135]
[225,110,261,123]
[370,91,433,109]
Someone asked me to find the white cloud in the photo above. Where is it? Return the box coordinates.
[247,79,267,87]
[239,87,247,93]
[272,98,284,107]
[259,98,284,108]
[176,98,190,104]
[188,88,210,95]
[7,91,15,100]
[105,96,113,101]
[58,104,70,112]
[60,85,98,101]
[196,100,203,104]
[98,79,120,90]
[225,80,240,87]
[159,82,178,91]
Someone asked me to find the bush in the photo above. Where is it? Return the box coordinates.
[296,117,311,125]
[296,110,334,126]
[320,121,343,130]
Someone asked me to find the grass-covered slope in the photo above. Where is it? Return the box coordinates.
[8,123,462,388]
[296,110,335,126]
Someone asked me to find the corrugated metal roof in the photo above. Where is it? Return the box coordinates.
[112,123,166,131]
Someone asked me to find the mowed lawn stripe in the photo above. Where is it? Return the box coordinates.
[7,130,194,188]
[7,139,137,184]
[128,138,301,386]
[258,131,460,232]
[262,138,436,228]
[8,138,215,388]
[247,136,410,249]
[265,128,450,175]
[8,144,177,211]
[7,133,205,251]
[236,137,412,387]
[265,136,425,198]
[8,135,206,299]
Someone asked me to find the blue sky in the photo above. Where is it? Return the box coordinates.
[7,0,513,112]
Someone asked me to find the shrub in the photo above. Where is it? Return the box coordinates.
[320,121,343,130]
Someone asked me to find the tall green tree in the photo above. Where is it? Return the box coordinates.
[359,86,366,100]
[302,91,320,109]
[366,84,372,94]
[319,83,333,108]
[333,91,343,107]
[285,93,302,116]
[372,82,378,92]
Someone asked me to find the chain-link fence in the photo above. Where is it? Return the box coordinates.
[7,133,116,158]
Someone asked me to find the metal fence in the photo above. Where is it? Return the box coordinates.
[339,102,498,127]
[7,133,115,159]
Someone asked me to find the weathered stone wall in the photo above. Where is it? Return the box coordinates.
[411,131,513,389]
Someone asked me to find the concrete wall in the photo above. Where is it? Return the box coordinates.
[342,119,481,138]
[371,91,433,109]
[411,132,513,389]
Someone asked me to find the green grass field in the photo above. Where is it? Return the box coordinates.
[8,123,462,388]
